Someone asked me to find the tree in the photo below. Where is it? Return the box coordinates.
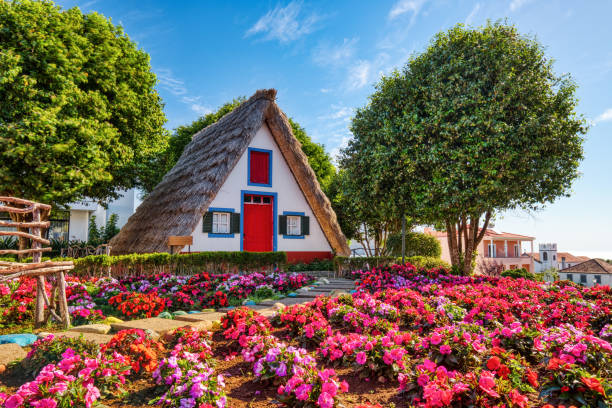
[0,0,168,206]
[144,98,336,192]
[326,169,401,256]
[347,22,587,274]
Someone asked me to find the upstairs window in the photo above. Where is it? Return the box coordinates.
[595,275,601,284]
[248,148,272,186]
[542,252,548,261]
[580,274,587,284]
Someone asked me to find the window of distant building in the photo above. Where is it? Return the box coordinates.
[543,252,548,261]
[580,274,587,284]
[594,275,601,284]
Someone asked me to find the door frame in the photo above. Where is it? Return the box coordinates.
[240,190,278,252]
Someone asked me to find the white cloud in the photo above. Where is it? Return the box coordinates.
[388,0,427,21]
[312,37,358,67]
[318,105,354,121]
[464,3,481,25]
[346,60,371,90]
[595,108,612,124]
[246,1,323,43]
[320,88,331,93]
[509,0,532,12]
[156,68,187,96]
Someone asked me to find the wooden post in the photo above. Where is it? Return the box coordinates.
[57,271,70,328]
[32,208,46,328]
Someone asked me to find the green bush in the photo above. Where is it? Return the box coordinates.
[386,231,442,258]
[334,256,397,273]
[403,256,450,270]
[288,258,334,272]
[501,268,537,280]
[21,334,99,378]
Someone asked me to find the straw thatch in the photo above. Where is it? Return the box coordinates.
[110,89,350,256]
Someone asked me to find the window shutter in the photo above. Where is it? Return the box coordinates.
[202,212,213,233]
[279,215,287,235]
[230,213,241,233]
[301,216,310,235]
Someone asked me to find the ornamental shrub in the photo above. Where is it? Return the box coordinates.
[501,268,536,280]
[108,292,168,319]
[22,334,99,378]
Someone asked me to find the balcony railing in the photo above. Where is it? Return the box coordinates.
[484,254,527,259]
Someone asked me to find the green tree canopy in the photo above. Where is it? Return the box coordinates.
[144,98,336,193]
[345,22,586,274]
[0,0,168,205]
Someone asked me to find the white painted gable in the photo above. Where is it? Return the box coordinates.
[191,124,332,253]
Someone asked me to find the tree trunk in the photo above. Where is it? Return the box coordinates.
[447,211,492,275]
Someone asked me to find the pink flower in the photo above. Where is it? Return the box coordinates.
[356,351,367,365]
[317,392,334,408]
[4,394,24,408]
[417,374,430,386]
[478,371,499,398]
[430,333,442,345]
[295,384,312,401]
[31,398,57,408]
[322,381,338,397]
[439,345,452,355]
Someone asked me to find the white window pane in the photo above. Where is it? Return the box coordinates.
[212,212,230,234]
[287,216,301,236]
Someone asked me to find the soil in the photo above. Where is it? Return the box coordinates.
[0,326,411,408]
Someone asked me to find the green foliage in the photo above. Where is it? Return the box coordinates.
[0,236,17,250]
[386,231,442,258]
[344,22,586,272]
[334,256,397,273]
[404,256,450,270]
[21,335,99,378]
[0,0,168,205]
[501,267,537,280]
[87,213,120,246]
[287,258,334,272]
[541,267,560,282]
[57,251,288,277]
[144,99,335,193]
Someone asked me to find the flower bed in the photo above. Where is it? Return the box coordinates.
[0,271,315,330]
[1,264,611,407]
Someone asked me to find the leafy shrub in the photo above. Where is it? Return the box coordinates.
[404,256,451,270]
[288,258,334,272]
[501,268,536,280]
[22,334,99,378]
[387,231,442,258]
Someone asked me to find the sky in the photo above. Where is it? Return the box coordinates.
[54,0,612,259]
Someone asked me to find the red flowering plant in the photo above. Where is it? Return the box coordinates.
[419,324,489,370]
[70,308,105,326]
[277,367,349,408]
[319,330,416,380]
[164,326,213,360]
[102,329,165,375]
[220,307,271,346]
[108,291,168,319]
[276,302,333,347]
[541,361,611,407]
[0,278,37,328]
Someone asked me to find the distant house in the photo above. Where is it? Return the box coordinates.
[110,89,350,262]
[529,243,590,272]
[0,189,140,243]
[559,258,612,287]
[425,228,535,274]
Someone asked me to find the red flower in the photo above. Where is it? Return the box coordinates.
[526,368,538,387]
[581,377,605,395]
[486,356,501,370]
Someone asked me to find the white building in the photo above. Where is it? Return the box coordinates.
[559,258,612,287]
[110,89,350,263]
[530,243,590,273]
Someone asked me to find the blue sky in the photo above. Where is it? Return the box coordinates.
[55,0,612,259]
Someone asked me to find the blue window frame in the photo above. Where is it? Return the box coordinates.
[282,211,305,239]
[247,147,273,187]
[240,190,278,251]
[208,207,235,238]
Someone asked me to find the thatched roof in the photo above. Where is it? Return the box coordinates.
[110,89,349,256]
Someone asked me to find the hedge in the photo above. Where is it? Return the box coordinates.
[334,255,450,275]
[2,252,287,278]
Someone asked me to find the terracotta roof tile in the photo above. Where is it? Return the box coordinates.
[560,259,612,274]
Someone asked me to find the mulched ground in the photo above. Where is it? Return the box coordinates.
[0,326,411,408]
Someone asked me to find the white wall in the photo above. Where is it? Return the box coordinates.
[68,210,89,242]
[191,124,332,253]
[560,272,611,287]
[106,188,142,229]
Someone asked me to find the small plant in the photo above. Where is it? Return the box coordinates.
[108,292,168,319]
[103,329,164,374]
[22,334,100,378]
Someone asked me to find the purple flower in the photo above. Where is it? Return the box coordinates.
[275,362,287,377]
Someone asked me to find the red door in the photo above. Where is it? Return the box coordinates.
[243,194,273,252]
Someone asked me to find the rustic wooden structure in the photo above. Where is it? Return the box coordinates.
[0,197,73,328]
[60,243,111,258]
[167,235,193,254]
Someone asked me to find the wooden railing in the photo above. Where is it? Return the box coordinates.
[0,197,73,328]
